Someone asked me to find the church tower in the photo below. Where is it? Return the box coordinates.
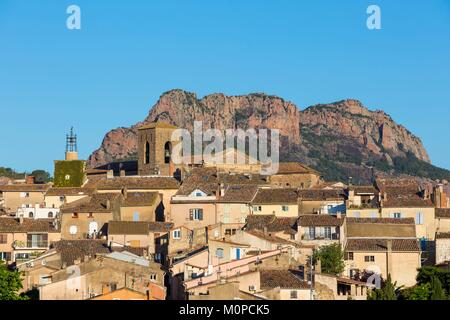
[137,122,179,177]
[54,127,86,187]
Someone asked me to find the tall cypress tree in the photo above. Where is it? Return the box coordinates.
[430,276,446,300]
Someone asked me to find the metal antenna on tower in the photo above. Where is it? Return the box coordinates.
[66,127,78,153]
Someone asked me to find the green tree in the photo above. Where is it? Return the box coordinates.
[400,284,430,300]
[313,243,345,276]
[430,276,447,300]
[30,170,51,184]
[416,266,450,294]
[0,261,27,300]
[367,274,399,300]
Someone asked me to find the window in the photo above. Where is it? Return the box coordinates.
[216,248,224,259]
[144,141,150,164]
[0,234,7,244]
[370,212,377,219]
[28,212,34,218]
[0,252,11,261]
[308,227,315,240]
[155,253,162,262]
[15,253,30,261]
[346,252,354,261]
[415,212,424,225]
[324,227,332,239]
[364,256,375,262]
[72,213,78,218]
[392,212,402,219]
[173,229,181,239]
[353,212,361,218]
[133,212,139,221]
[69,226,78,235]
[164,142,172,164]
[290,234,295,240]
[87,213,94,218]
[59,196,65,202]
[253,206,262,212]
[225,229,237,236]
[249,285,256,291]
[281,205,289,212]
[290,290,298,299]
[20,192,30,198]
[48,212,53,218]
[196,192,202,197]
[189,209,203,221]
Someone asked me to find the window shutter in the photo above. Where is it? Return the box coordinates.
[189,209,194,221]
[199,209,203,221]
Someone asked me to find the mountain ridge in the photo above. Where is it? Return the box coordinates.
[87,89,449,184]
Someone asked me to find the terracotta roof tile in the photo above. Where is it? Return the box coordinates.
[108,221,150,235]
[122,192,159,207]
[345,239,420,252]
[95,177,180,190]
[436,209,450,218]
[52,240,111,266]
[0,217,59,233]
[298,189,345,201]
[219,185,258,203]
[260,270,309,290]
[252,188,298,204]
[0,184,50,192]
[60,193,121,213]
[298,215,344,227]
[346,217,415,225]
[245,215,297,234]
[275,162,320,175]
[45,187,95,197]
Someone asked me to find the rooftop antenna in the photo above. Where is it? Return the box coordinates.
[66,127,77,152]
[65,127,79,160]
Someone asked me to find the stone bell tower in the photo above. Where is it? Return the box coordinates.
[137,122,179,177]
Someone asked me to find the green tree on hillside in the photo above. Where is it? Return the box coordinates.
[313,243,345,276]
[430,276,447,300]
[0,261,27,300]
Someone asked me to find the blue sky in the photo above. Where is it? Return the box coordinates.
[0,0,450,173]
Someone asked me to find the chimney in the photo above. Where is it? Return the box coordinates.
[220,183,225,197]
[107,170,114,179]
[336,212,342,219]
[122,187,128,200]
[263,226,268,235]
[106,200,111,210]
[120,169,126,177]
[26,175,35,185]
[19,216,24,224]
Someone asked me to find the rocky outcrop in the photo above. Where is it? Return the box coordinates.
[87,89,437,183]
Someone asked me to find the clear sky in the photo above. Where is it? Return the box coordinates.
[1,0,450,173]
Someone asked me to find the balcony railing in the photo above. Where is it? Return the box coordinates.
[12,241,48,249]
[302,234,339,241]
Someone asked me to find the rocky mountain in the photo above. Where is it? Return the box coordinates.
[88,89,450,184]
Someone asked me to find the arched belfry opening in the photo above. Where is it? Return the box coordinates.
[145,141,150,164]
[164,141,172,164]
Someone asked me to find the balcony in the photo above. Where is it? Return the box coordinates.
[12,240,49,250]
[302,234,339,241]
